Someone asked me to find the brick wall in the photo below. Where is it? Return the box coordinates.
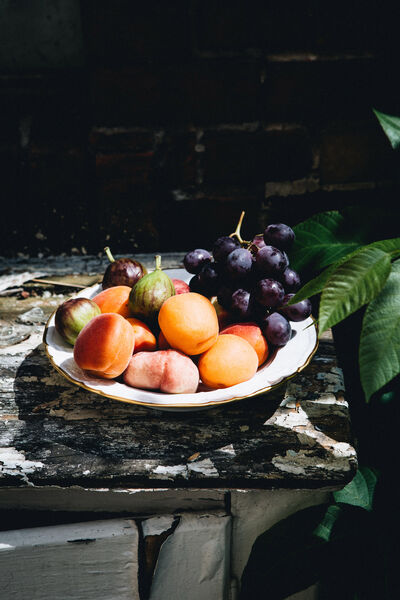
[1,1,398,257]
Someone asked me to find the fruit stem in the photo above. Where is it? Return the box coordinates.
[155,254,162,270]
[104,246,115,263]
[229,210,250,244]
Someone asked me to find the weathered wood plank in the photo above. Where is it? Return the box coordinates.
[0,519,139,600]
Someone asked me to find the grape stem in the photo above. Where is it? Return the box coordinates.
[104,246,115,263]
[229,211,250,245]
[155,254,162,270]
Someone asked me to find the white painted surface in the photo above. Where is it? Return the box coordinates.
[149,512,231,600]
[230,489,329,586]
[0,519,139,600]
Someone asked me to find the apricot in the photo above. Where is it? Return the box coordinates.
[92,285,132,318]
[74,313,135,379]
[198,334,258,389]
[220,322,269,366]
[158,292,219,355]
[158,330,171,350]
[126,317,157,352]
[123,349,199,394]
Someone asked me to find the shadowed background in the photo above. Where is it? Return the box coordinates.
[0,0,398,257]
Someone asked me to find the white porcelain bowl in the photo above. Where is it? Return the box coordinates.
[43,269,318,411]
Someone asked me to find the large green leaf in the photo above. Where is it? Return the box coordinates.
[318,247,391,333]
[288,238,400,305]
[333,467,378,511]
[291,211,362,274]
[373,108,400,150]
[359,259,400,401]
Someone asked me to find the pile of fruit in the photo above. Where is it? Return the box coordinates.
[54,214,312,395]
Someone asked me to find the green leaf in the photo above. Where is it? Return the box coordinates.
[318,247,391,333]
[291,211,362,274]
[313,504,342,542]
[289,238,400,306]
[373,108,400,150]
[369,237,400,260]
[359,259,400,401]
[333,467,378,511]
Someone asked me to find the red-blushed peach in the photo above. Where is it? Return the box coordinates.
[198,334,258,389]
[172,278,190,294]
[74,313,135,379]
[220,322,269,366]
[210,297,232,330]
[123,349,199,394]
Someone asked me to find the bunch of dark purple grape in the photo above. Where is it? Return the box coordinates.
[183,212,312,348]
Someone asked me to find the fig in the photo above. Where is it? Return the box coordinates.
[129,255,175,326]
[55,298,101,345]
[102,247,147,289]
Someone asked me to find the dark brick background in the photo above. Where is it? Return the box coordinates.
[0,0,398,257]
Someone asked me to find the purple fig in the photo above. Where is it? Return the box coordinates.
[102,247,147,289]
[55,298,101,345]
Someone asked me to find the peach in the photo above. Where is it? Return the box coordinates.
[220,322,269,366]
[92,285,132,318]
[172,278,190,294]
[123,349,199,394]
[158,292,219,355]
[126,317,157,352]
[74,313,135,379]
[198,334,258,389]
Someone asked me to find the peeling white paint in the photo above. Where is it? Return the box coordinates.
[188,459,219,478]
[152,465,188,479]
[217,444,236,456]
[0,447,44,486]
[0,333,43,356]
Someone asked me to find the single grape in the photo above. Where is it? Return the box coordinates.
[255,245,289,278]
[280,267,301,293]
[263,223,295,251]
[197,263,220,296]
[213,236,240,262]
[261,312,292,346]
[189,274,202,293]
[279,294,312,322]
[217,283,236,310]
[230,289,253,321]
[184,249,212,274]
[254,278,285,308]
[251,234,266,250]
[226,248,253,280]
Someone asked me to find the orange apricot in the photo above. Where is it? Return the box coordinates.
[126,317,157,352]
[198,334,258,389]
[92,285,132,318]
[158,292,219,355]
[220,322,269,366]
[158,330,171,350]
[74,313,135,379]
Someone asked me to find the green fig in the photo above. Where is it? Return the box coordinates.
[129,255,175,325]
[55,298,101,345]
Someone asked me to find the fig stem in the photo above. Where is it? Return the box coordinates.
[229,210,250,245]
[104,246,115,263]
[155,254,162,270]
